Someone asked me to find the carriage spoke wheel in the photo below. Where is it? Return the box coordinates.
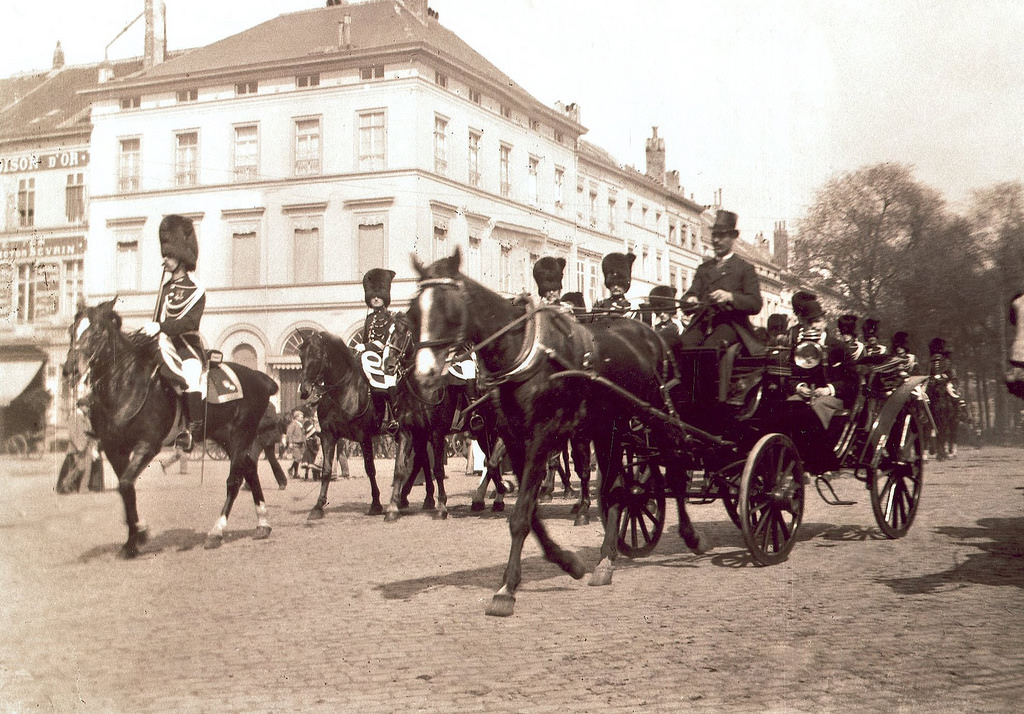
[739,433,804,566]
[602,428,666,558]
[869,407,923,538]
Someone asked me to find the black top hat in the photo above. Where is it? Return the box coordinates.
[837,314,858,337]
[792,291,824,321]
[559,291,586,310]
[533,256,566,296]
[159,214,198,272]
[711,210,739,235]
[892,331,911,350]
[647,285,677,311]
[862,317,881,338]
[601,252,635,291]
[767,313,789,336]
[928,337,949,356]
[362,268,396,307]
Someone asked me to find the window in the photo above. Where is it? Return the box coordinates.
[527,156,539,206]
[233,125,258,182]
[235,81,258,96]
[668,222,677,245]
[174,131,199,187]
[293,227,321,282]
[608,198,616,233]
[466,236,482,280]
[554,167,564,206]
[499,246,512,293]
[432,222,447,262]
[500,104,512,119]
[62,259,84,319]
[357,221,386,276]
[232,230,260,286]
[17,178,35,227]
[296,73,320,88]
[119,96,140,110]
[294,118,321,176]
[433,115,449,175]
[231,344,258,371]
[360,65,384,80]
[358,111,386,171]
[589,190,598,228]
[176,88,197,103]
[118,138,141,192]
[434,71,448,88]
[529,118,540,131]
[499,144,511,198]
[116,240,139,292]
[469,88,481,104]
[65,173,85,223]
[467,130,481,187]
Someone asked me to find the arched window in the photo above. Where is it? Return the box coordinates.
[282,327,317,356]
[231,343,258,370]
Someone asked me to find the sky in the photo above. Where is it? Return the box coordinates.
[4,0,1024,239]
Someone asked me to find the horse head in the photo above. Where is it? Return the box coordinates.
[297,330,326,401]
[63,297,122,385]
[410,248,468,389]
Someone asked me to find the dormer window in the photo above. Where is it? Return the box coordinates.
[500,104,512,119]
[360,65,384,81]
[176,88,198,103]
[529,118,540,131]
[434,71,448,88]
[296,74,320,89]
[119,96,140,110]
[469,88,481,104]
[235,81,258,96]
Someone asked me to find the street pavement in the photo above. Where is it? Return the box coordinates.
[1,446,1023,713]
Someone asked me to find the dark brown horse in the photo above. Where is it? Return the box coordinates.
[62,298,278,557]
[409,249,706,616]
[926,351,961,460]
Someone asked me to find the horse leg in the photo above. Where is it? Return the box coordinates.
[590,434,620,586]
[308,434,336,520]
[112,447,156,558]
[363,437,383,516]
[386,431,414,522]
[419,442,436,512]
[206,448,249,549]
[430,434,448,520]
[243,443,271,540]
[539,455,555,503]
[570,437,591,526]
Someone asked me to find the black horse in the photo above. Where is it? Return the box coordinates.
[297,330,387,517]
[926,356,961,460]
[409,249,706,616]
[62,298,278,557]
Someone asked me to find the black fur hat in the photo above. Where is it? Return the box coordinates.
[159,215,198,271]
[837,314,858,337]
[892,331,911,350]
[792,291,824,321]
[928,337,949,356]
[601,252,635,291]
[560,291,586,310]
[862,317,881,338]
[647,285,677,311]
[532,257,566,296]
[767,313,789,337]
[362,268,396,307]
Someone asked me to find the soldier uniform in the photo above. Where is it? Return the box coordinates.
[648,285,684,343]
[356,268,399,433]
[891,331,920,375]
[593,252,635,313]
[533,256,567,306]
[838,314,865,362]
[861,317,888,359]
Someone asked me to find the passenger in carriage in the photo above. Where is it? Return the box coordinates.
[592,252,635,314]
[838,313,865,362]
[679,210,763,353]
[861,317,888,358]
[766,313,790,347]
[890,331,920,375]
[353,268,399,434]
[533,256,567,306]
[648,285,685,343]
[559,291,587,315]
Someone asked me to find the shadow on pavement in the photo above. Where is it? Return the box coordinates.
[877,516,1024,594]
[77,527,249,562]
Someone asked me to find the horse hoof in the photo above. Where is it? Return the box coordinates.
[433,509,448,521]
[485,593,516,617]
[573,513,590,527]
[491,502,504,513]
[118,543,139,559]
[384,510,401,523]
[254,525,272,540]
[539,492,552,503]
[399,497,409,509]
[569,503,580,515]
[367,503,384,516]
[307,507,324,521]
[422,499,435,511]
[688,532,709,555]
[204,534,223,550]
[136,528,149,546]
[589,561,614,587]
[471,501,485,512]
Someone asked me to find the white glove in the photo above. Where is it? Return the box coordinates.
[141,321,160,337]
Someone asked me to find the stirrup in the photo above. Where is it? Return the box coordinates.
[175,430,195,453]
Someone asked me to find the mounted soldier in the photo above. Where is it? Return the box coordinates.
[354,268,401,432]
[141,214,206,452]
[861,317,888,359]
[593,252,635,314]
[928,337,963,402]
[679,210,763,353]
[891,331,920,375]
[838,313,865,362]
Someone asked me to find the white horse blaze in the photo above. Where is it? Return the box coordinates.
[414,289,443,378]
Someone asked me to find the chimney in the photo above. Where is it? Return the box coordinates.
[665,169,681,194]
[144,0,166,69]
[339,15,352,48]
[556,101,581,124]
[52,41,65,70]
[400,0,430,25]
[98,61,115,84]
[645,126,666,183]
[773,220,789,268]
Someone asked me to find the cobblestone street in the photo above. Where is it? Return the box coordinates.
[1,446,1022,712]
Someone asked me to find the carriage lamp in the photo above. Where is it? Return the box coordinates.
[793,340,824,369]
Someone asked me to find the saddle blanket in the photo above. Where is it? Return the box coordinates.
[207,363,244,404]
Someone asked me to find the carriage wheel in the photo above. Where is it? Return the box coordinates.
[739,433,805,566]
[722,489,743,529]
[204,441,229,460]
[868,407,924,538]
[601,427,666,558]
[4,434,28,457]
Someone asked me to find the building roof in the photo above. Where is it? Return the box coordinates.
[0,59,144,143]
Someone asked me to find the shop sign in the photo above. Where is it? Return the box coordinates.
[0,235,86,262]
[0,150,90,174]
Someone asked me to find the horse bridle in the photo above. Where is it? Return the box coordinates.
[414,277,469,353]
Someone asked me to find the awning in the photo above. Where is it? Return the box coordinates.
[0,361,44,408]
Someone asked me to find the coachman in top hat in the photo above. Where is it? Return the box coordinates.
[141,215,206,452]
[680,210,763,352]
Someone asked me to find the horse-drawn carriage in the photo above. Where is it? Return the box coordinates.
[583,339,930,565]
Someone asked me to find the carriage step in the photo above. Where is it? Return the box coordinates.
[814,475,856,506]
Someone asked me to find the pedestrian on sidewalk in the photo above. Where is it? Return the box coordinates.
[286,409,306,479]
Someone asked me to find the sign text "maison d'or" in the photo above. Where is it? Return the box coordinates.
[0,150,90,174]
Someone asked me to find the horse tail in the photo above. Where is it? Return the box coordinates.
[263,372,280,396]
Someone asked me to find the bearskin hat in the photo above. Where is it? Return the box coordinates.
[532,256,566,296]
[892,331,911,350]
[792,291,824,321]
[862,317,881,338]
[560,292,586,310]
[767,313,789,337]
[838,314,858,337]
[362,268,396,307]
[647,285,677,311]
[601,252,635,291]
[928,337,949,356]
[159,214,198,272]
